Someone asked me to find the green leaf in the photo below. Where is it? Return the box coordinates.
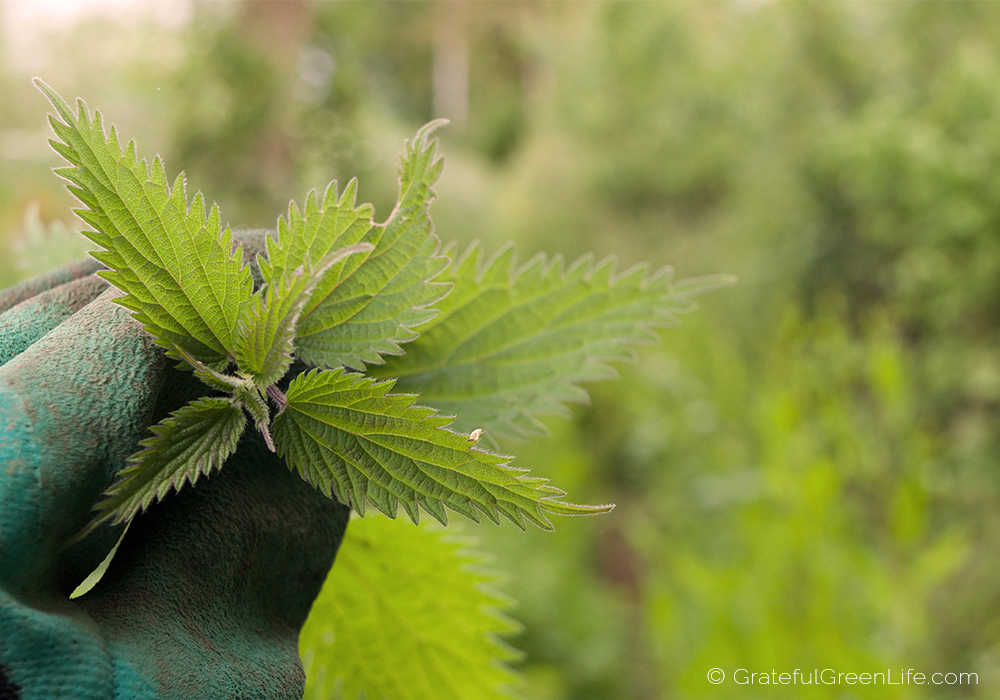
[372,242,736,440]
[236,243,373,386]
[272,368,613,530]
[35,79,253,366]
[258,178,374,287]
[262,121,452,370]
[301,514,522,700]
[85,397,247,533]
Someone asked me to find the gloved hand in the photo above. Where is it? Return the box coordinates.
[0,233,350,700]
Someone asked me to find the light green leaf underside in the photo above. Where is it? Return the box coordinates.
[35,79,253,366]
[87,397,247,533]
[301,515,522,700]
[260,120,451,370]
[272,368,613,530]
[372,242,736,440]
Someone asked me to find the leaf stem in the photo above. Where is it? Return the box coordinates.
[258,421,276,452]
[267,384,288,413]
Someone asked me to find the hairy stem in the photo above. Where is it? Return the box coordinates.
[267,384,288,414]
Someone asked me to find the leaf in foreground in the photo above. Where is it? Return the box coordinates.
[373,242,735,440]
[261,121,451,370]
[86,397,246,534]
[36,79,252,366]
[272,368,613,530]
[301,514,522,700]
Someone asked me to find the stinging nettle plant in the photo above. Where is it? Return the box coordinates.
[34,78,732,697]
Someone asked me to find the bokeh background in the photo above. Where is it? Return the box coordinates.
[2,1,998,698]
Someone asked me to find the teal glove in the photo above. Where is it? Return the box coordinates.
[0,247,350,699]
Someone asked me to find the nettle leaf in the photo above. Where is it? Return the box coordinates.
[301,514,521,700]
[236,243,372,386]
[235,270,313,387]
[272,368,613,530]
[35,79,252,366]
[372,242,736,440]
[85,397,247,534]
[262,121,451,370]
[258,177,374,286]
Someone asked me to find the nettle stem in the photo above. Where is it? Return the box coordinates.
[267,384,288,414]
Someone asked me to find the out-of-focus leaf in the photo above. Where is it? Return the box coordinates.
[301,514,522,700]
[373,242,734,440]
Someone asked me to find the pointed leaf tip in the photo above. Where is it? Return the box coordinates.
[415,118,450,145]
[540,500,616,517]
[672,273,738,298]
[275,124,452,369]
[33,78,76,126]
[272,368,597,530]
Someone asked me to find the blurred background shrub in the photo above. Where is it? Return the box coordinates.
[1,1,998,697]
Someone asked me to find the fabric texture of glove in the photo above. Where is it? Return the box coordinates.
[0,234,350,699]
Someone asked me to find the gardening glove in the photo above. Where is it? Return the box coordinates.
[0,233,351,700]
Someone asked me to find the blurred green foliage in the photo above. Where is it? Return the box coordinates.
[3,1,1000,697]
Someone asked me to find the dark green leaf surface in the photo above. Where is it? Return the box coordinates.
[301,515,522,700]
[272,368,613,529]
[373,242,735,439]
[87,397,247,533]
[262,122,452,370]
[36,79,253,366]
